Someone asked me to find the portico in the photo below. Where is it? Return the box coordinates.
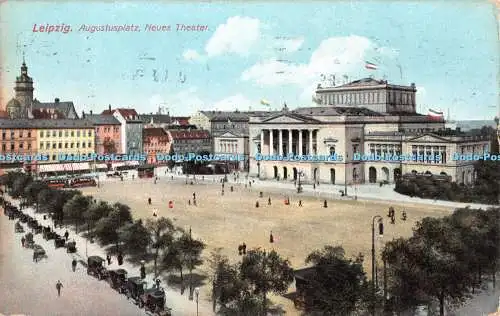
[257,128,317,156]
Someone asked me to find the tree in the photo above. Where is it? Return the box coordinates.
[145,217,177,278]
[302,246,370,315]
[11,173,33,199]
[23,181,48,208]
[37,188,55,213]
[63,195,92,233]
[239,248,294,314]
[94,203,133,250]
[84,201,114,233]
[118,219,151,263]
[177,230,206,294]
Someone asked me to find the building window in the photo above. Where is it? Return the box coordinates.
[65,143,68,148]
[58,131,62,137]
[76,143,80,148]
[82,142,86,148]
[19,143,23,149]
[88,130,92,137]
[329,146,335,156]
[88,142,92,148]
[65,131,68,137]
[40,143,44,150]
[58,142,62,149]
[71,143,74,148]
[28,143,31,150]
[52,154,56,161]
[52,143,56,149]
[40,131,44,138]
[1,144,5,151]
[11,131,15,138]
[19,131,23,138]
[10,143,14,150]
[71,131,74,137]
[52,131,56,137]
[352,144,359,154]
[77,131,80,137]
[27,131,31,138]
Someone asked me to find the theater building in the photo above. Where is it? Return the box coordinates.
[248,78,490,185]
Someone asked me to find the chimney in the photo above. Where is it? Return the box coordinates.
[55,98,60,103]
[82,110,85,118]
[90,110,93,115]
[108,104,111,111]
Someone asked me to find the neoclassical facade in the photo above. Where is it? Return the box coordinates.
[248,79,490,185]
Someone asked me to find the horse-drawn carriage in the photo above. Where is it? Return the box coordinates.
[87,256,108,280]
[19,213,29,223]
[15,221,24,233]
[54,236,66,248]
[125,277,147,304]
[66,241,77,253]
[33,244,46,259]
[27,217,38,229]
[108,269,128,293]
[139,288,171,315]
[42,227,57,240]
[33,224,43,234]
[24,232,35,248]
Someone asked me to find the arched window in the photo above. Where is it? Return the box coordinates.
[329,146,336,155]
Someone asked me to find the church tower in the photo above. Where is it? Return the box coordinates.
[13,56,34,118]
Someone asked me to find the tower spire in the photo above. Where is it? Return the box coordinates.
[22,51,25,65]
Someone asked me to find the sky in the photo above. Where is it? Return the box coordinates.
[0,1,498,120]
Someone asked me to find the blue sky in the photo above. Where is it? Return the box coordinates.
[0,1,498,120]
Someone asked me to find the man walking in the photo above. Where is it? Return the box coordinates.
[64,230,69,241]
[56,280,63,297]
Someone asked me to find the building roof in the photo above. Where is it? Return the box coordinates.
[169,129,210,140]
[32,108,65,119]
[102,108,141,122]
[170,116,190,125]
[32,98,77,118]
[144,127,169,138]
[139,114,171,124]
[84,114,121,125]
[291,106,384,117]
[200,110,277,122]
[316,77,416,91]
[0,118,94,129]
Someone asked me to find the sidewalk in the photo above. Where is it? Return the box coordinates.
[8,198,214,316]
[158,171,497,210]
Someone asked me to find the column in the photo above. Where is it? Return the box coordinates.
[278,129,283,155]
[298,130,303,155]
[269,129,274,155]
[308,129,313,155]
[288,129,293,155]
[260,129,264,154]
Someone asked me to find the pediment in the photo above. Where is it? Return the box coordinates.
[217,132,239,138]
[263,115,305,123]
[406,134,450,143]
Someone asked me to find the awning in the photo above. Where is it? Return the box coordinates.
[125,161,139,166]
[38,164,64,173]
[96,163,108,169]
[112,162,125,168]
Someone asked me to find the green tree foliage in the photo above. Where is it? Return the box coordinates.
[94,202,133,249]
[145,217,178,278]
[173,230,206,291]
[118,219,151,262]
[83,201,114,232]
[239,248,294,314]
[302,246,370,315]
[11,173,33,199]
[63,195,92,233]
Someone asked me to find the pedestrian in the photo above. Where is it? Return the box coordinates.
[188,199,191,205]
[313,183,316,189]
[323,200,328,208]
[391,215,395,224]
[21,236,25,247]
[193,198,197,206]
[153,209,158,217]
[117,252,124,266]
[269,231,274,243]
[242,242,247,254]
[299,200,302,207]
[193,192,196,199]
[155,278,161,289]
[64,230,69,241]
[33,251,37,262]
[402,210,407,221]
[221,189,224,196]
[255,201,259,208]
[148,197,151,205]
[72,258,77,272]
[56,280,63,296]
[268,197,271,205]
[230,186,234,192]
[106,254,112,265]
[238,244,243,255]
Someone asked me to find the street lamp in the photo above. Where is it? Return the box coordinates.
[371,215,384,315]
[344,153,348,196]
[194,287,200,316]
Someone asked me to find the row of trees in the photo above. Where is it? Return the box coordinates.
[1,171,206,293]
[395,159,500,204]
[383,207,500,315]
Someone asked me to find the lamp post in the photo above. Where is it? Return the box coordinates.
[344,153,348,196]
[257,161,261,179]
[194,287,200,316]
[188,226,194,301]
[371,215,384,315]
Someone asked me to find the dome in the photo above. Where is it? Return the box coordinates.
[6,98,21,108]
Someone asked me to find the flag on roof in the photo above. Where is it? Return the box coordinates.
[260,99,271,106]
[428,108,444,117]
[365,61,378,70]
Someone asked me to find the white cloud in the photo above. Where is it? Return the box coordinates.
[182,49,204,62]
[241,35,400,103]
[278,37,305,53]
[211,94,255,111]
[205,16,261,57]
